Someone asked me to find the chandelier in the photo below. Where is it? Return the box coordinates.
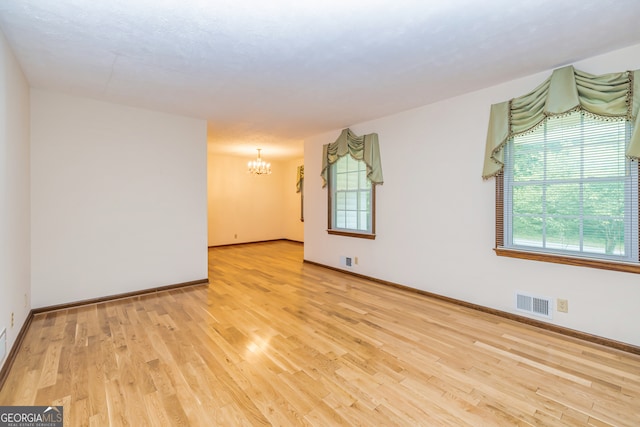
[247,149,272,175]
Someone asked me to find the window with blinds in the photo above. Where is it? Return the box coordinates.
[502,110,638,261]
[329,154,374,235]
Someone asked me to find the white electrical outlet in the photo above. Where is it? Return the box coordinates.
[557,299,569,313]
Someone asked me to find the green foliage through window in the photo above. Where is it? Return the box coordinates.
[330,155,372,233]
[503,111,637,260]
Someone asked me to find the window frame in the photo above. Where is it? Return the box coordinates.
[300,177,304,222]
[495,115,640,274]
[327,155,376,240]
[297,165,304,222]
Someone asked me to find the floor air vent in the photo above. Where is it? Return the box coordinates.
[515,292,552,319]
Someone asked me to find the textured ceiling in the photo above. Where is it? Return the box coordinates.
[1,0,640,160]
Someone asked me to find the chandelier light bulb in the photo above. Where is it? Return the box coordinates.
[247,149,272,175]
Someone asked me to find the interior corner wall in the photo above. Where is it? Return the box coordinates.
[208,153,301,246]
[0,30,31,370]
[303,43,640,347]
[30,90,208,308]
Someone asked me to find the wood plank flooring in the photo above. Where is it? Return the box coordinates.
[1,240,639,425]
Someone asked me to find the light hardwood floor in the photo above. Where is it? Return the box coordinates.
[1,241,639,426]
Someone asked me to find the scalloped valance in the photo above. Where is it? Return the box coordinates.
[321,128,383,188]
[482,65,640,179]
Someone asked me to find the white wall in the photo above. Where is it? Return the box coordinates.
[31,91,208,308]
[304,43,640,347]
[207,153,303,246]
[0,30,31,370]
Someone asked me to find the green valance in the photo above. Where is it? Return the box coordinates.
[321,128,384,188]
[296,165,304,193]
[482,65,640,179]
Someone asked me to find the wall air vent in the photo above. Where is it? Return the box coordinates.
[339,256,353,268]
[515,292,552,319]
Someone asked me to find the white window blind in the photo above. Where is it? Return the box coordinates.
[503,111,638,261]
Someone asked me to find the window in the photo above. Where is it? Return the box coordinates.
[483,65,640,273]
[321,128,383,239]
[296,165,304,222]
[498,110,639,269]
[328,154,375,238]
